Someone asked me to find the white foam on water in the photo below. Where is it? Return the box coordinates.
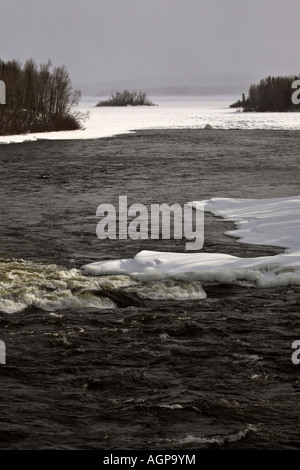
[179,424,257,446]
[158,404,183,409]
[130,281,207,300]
[0,259,136,313]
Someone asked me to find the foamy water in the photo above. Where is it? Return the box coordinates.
[0,258,207,313]
[0,259,136,313]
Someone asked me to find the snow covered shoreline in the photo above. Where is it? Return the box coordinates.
[1,96,300,144]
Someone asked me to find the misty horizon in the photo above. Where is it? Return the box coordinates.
[74,72,268,97]
[1,0,300,95]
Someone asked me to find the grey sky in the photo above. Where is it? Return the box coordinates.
[1,0,299,86]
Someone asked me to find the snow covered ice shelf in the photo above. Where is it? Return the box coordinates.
[83,196,300,289]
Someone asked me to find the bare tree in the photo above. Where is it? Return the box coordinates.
[0,58,86,135]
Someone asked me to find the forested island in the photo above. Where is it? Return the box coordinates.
[230,75,300,112]
[97,90,155,107]
[0,59,85,135]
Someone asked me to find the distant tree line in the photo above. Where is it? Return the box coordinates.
[97,90,155,107]
[0,59,85,135]
[230,75,300,112]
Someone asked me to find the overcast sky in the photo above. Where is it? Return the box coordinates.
[1,0,300,86]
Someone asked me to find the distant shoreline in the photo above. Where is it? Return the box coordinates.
[1,126,300,148]
[1,95,300,145]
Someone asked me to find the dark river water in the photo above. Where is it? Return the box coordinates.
[0,129,300,450]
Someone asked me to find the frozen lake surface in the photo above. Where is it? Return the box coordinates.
[1,96,300,144]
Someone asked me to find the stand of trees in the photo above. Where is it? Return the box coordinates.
[0,59,85,135]
[97,90,155,107]
[230,75,300,112]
